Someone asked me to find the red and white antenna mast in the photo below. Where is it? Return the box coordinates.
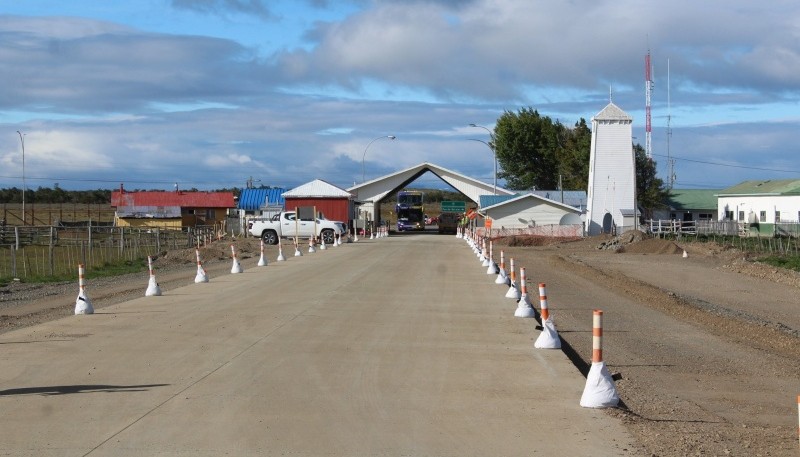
[645,49,654,160]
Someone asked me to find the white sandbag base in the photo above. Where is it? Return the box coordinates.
[495,268,508,285]
[505,282,520,300]
[514,295,537,318]
[579,361,619,408]
[195,265,209,283]
[74,290,94,315]
[534,318,561,349]
[145,276,162,296]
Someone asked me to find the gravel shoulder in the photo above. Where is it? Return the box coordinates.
[494,232,799,456]
[3,233,799,456]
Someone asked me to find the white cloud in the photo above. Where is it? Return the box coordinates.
[1,1,800,192]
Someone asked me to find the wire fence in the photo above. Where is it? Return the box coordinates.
[0,224,216,280]
[478,224,583,239]
[646,219,800,256]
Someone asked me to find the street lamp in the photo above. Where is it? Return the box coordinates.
[361,135,396,183]
[469,123,497,195]
[16,131,26,225]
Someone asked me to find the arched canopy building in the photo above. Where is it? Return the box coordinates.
[347,162,514,223]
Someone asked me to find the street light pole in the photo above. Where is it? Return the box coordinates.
[469,123,497,195]
[16,131,26,225]
[361,135,396,183]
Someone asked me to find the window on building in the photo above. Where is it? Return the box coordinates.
[775,211,781,223]
[738,211,744,221]
[699,213,712,220]
[759,211,766,222]
[724,211,734,220]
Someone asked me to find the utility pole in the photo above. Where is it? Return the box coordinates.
[16,131,26,225]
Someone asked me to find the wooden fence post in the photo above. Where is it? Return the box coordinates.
[11,244,17,279]
[88,219,93,262]
[49,226,55,276]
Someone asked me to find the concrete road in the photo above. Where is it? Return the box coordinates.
[0,234,637,456]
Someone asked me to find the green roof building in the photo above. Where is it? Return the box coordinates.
[716,179,800,235]
[653,189,721,222]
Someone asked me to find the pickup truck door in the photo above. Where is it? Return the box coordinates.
[283,213,314,238]
[281,213,298,237]
[297,218,314,237]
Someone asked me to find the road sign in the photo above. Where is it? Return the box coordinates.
[441,201,466,213]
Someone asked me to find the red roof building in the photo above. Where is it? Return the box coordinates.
[111,185,235,229]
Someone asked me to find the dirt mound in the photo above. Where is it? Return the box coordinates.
[618,237,683,255]
[156,237,263,266]
[493,235,586,247]
[593,230,682,255]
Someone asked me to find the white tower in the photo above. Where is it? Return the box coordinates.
[586,102,636,236]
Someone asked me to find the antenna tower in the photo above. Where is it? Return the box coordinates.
[667,59,676,189]
[645,50,653,160]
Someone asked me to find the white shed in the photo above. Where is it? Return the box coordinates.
[480,193,582,230]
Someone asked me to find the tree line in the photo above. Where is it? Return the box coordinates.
[0,187,111,204]
[0,186,245,204]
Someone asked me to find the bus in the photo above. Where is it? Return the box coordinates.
[396,190,425,231]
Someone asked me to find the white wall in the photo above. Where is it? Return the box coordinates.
[586,105,636,235]
[718,195,800,223]
[485,198,577,229]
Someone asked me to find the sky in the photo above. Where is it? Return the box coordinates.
[1,0,800,193]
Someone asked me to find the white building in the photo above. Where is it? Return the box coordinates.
[717,179,800,236]
[585,102,636,235]
[480,193,582,227]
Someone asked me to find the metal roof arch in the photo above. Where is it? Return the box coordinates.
[347,162,514,207]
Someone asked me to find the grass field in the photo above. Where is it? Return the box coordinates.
[1,203,115,226]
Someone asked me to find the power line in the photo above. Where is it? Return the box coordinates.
[651,153,800,174]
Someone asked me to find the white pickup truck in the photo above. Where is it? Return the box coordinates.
[247,211,346,245]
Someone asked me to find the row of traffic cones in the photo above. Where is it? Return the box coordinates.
[463,229,618,409]
[74,233,350,315]
[352,224,389,242]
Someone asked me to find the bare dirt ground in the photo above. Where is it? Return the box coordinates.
[2,232,799,456]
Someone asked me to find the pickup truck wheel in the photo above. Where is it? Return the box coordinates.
[320,229,335,245]
[262,230,278,245]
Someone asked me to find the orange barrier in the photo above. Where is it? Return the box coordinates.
[579,308,618,408]
[74,263,94,314]
[145,256,162,296]
[258,239,267,266]
[230,244,244,273]
[592,310,603,363]
[539,283,549,321]
[195,249,209,283]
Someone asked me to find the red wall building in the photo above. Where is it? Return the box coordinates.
[282,179,354,223]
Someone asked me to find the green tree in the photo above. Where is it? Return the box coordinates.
[494,108,561,190]
[634,144,669,220]
[494,108,592,191]
[557,118,592,189]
